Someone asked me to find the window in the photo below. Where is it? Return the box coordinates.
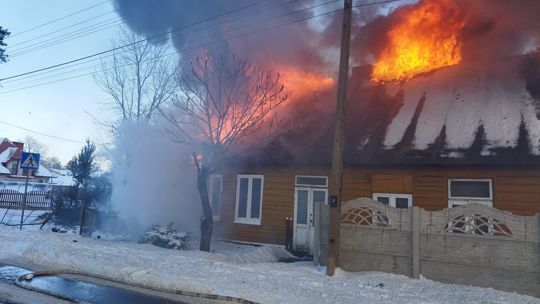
[448,179,492,207]
[372,193,412,208]
[295,176,328,187]
[9,162,18,175]
[209,175,222,221]
[235,175,264,225]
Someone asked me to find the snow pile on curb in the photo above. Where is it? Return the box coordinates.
[212,244,295,264]
[0,225,538,304]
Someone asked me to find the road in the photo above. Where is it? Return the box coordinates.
[0,264,227,304]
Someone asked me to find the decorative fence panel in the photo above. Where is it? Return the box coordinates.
[340,198,540,297]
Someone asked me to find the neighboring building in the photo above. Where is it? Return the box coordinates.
[48,168,76,187]
[211,54,540,252]
[0,138,56,211]
[0,138,54,184]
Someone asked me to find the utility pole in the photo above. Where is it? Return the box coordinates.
[327,0,353,276]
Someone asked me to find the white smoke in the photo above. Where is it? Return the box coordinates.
[109,122,200,235]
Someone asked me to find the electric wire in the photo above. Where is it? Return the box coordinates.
[0,0,270,82]
[9,0,110,37]
[9,17,121,57]
[0,0,333,88]
[0,0,403,93]
[0,1,339,94]
[8,11,118,49]
[0,120,84,144]
[0,0,307,85]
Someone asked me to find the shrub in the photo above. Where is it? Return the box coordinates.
[139,224,191,250]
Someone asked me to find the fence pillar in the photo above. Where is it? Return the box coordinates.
[537,213,540,284]
[411,206,420,279]
[319,203,329,266]
[313,201,321,266]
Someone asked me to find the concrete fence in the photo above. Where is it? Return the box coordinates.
[339,198,540,297]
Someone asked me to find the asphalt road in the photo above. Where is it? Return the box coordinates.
[0,264,227,304]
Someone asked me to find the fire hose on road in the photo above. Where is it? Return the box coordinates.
[14,270,258,304]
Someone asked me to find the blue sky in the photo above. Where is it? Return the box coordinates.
[0,0,121,163]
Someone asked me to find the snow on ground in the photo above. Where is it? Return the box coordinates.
[0,225,538,304]
[0,208,48,226]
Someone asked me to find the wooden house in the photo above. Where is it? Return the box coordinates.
[210,54,540,252]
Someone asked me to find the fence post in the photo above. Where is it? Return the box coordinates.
[314,201,321,266]
[411,206,420,279]
[537,213,540,284]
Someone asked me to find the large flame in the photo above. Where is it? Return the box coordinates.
[210,63,335,141]
[273,64,335,101]
[371,0,467,82]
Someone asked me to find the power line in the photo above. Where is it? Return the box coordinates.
[0,0,339,94]
[8,11,118,50]
[10,0,110,37]
[0,120,84,144]
[0,0,403,90]
[0,0,269,82]
[8,11,121,53]
[10,18,122,57]
[1,1,288,85]
[0,0,319,86]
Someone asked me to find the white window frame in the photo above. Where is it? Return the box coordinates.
[234,175,264,225]
[294,175,328,188]
[448,179,493,207]
[372,193,413,208]
[208,174,222,221]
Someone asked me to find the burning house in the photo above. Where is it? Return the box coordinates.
[113,0,540,249]
[209,0,540,249]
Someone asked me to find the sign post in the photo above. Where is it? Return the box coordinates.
[19,152,40,230]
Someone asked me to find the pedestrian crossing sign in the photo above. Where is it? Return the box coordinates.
[20,152,40,169]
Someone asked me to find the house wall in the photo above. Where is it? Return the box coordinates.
[214,165,540,245]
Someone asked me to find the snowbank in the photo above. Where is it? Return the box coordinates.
[0,225,538,304]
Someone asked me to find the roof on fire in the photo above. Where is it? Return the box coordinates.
[242,52,540,167]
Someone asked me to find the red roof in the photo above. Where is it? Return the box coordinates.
[0,138,24,164]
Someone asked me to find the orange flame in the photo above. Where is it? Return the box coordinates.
[273,64,335,101]
[371,0,467,82]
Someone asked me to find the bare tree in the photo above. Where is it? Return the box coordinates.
[94,28,178,128]
[161,48,287,251]
[22,136,49,156]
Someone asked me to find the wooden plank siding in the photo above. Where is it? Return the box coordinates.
[214,165,540,244]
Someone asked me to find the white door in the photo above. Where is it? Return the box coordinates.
[294,188,327,254]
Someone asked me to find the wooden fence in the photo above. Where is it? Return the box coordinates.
[0,189,52,209]
[340,198,540,297]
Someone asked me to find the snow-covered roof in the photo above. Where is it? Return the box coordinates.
[51,174,76,186]
[35,165,53,177]
[0,147,17,163]
[381,55,540,155]
[248,53,540,166]
[48,168,76,186]
[0,147,18,174]
[0,166,9,174]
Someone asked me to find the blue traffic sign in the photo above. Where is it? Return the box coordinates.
[20,152,40,169]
